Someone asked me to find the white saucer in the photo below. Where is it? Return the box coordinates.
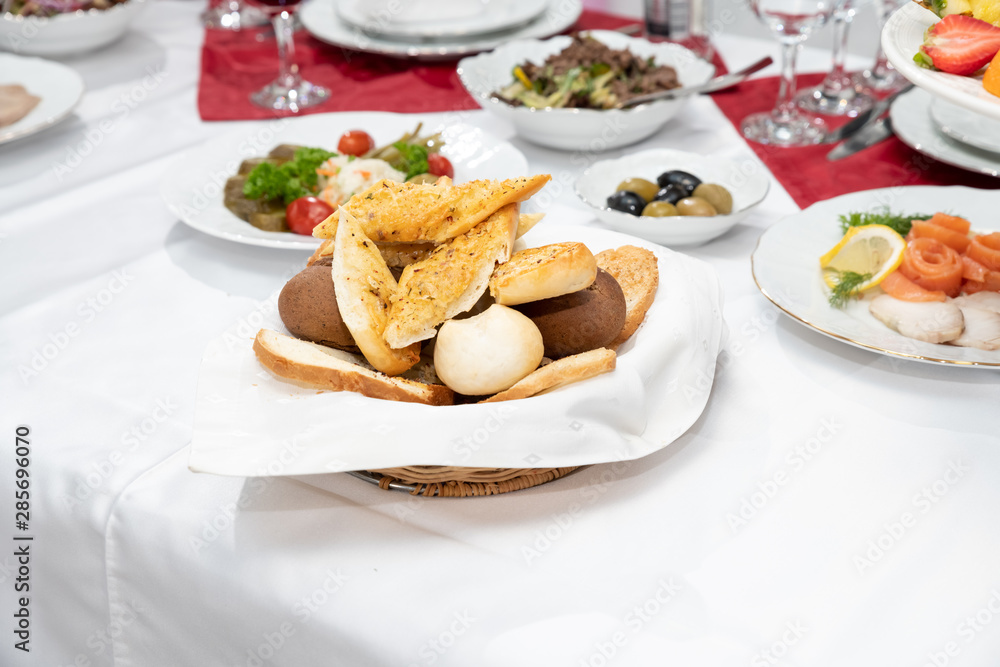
[300,0,582,61]
[336,0,545,42]
[929,96,1000,155]
[890,87,1000,178]
[0,54,84,145]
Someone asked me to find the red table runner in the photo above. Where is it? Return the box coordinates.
[712,73,1000,209]
[198,9,654,120]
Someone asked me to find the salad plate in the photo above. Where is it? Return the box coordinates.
[882,3,1000,122]
[752,186,1000,367]
[159,111,529,250]
[891,87,1000,178]
[299,0,581,61]
[0,54,84,145]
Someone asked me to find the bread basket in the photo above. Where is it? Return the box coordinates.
[349,466,580,497]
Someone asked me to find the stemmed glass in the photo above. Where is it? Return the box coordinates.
[853,0,908,92]
[796,0,874,116]
[741,0,842,146]
[246,0,329,112]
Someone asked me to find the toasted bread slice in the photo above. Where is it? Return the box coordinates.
[384,203,519,349]
[313,175,550,244]
[254,329,453,406]
[307,239,334,266]
[516,212,544,239]
[595,246,659,348]
[490,242,597,306]
[332,209,420,376]
[480,348,616,403]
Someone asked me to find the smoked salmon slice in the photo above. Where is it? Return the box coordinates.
[908,219,971,254]
[880,270,947,302]
[898,237,964,298]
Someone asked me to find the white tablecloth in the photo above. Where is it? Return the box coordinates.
[2,2,999,666]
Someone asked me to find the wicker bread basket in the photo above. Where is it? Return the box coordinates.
[352,465,580,497]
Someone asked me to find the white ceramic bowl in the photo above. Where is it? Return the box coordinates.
[0,0,146,57]
[576,149,771,247]
[456,30,715,151]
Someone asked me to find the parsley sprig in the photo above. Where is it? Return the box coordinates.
[243,147,337,205]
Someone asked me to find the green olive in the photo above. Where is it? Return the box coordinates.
[676,196,717,217]
[407,172,438,184]
[616,178,658,204]
[641,201,679,217]
[692,183,733,215]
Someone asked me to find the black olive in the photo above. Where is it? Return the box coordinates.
[653,183,688,205]
[606,190,645,216]
[656,170,702,196]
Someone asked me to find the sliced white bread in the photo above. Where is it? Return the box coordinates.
[254,329,453,406]
[594,246,659,348]
[480,348,616,403]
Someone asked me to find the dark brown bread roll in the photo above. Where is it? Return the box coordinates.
[278,264,357,351]
[514,269,627,359]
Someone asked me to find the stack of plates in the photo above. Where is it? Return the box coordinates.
[891,87,1000,178]
[299,0,583,61]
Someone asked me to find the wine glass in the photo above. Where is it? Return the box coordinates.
[246,0,329,112]
[204,0,269,30]
[796,0,874,116]
[741,0,842,146]
[853,0,908,92]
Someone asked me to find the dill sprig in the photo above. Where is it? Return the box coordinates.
[828,270,873,308]
[837,207,935,237]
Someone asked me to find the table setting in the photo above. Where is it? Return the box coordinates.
[2,0,1000,665]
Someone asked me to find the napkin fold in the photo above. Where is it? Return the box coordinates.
[712,73,1000,210]
[198,9,671,121]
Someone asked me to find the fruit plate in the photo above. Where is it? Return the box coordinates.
[882,3,1000,122]
[752,185,1000,367]
[188,224,727,477]
[159,111,529,250]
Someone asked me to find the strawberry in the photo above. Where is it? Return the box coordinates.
[914,14,1000,75]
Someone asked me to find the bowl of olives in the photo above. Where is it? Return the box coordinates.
[575,149,770,246]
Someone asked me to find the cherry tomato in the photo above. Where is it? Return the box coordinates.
[286,196,334,236]
[337,130,375,157]
[427,152,454,180]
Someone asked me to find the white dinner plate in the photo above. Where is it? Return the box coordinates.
[929,95,1000,154]
[159,112,529,250]
[752,186,1000,367]
[299,0,582,61]
[336,0,544,42]
[882,3,1000,122]
[189,224,726,476]
[0,53,84,145]
[891,87,1000,178]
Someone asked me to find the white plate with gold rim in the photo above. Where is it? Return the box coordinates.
[752,186,1000,367]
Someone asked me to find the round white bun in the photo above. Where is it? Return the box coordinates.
[434,304,544,396]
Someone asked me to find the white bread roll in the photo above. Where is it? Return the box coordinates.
[433,304,544,396]
[490,242,597,306]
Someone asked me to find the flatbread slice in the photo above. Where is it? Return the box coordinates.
[331,209,420,376]
[384,202,519,349]
[595,246,659,348]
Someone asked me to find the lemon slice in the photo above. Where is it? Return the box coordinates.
[819,224,906,291]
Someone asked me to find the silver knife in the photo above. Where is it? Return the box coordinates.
[826,116,895,161]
